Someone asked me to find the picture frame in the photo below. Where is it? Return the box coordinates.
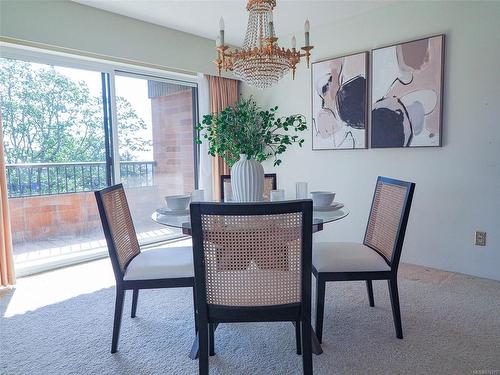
[370,34,445,148]
[311,51,368,150]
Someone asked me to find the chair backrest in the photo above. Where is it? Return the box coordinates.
[363,176,415,271]
[190,200,312,309]
[95,184,140,280]
[220,173,277,201]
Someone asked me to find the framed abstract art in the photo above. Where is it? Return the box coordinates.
[311,51,368,150]
[371,34,445,148]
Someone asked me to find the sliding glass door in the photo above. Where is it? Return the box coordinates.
[114,72,199,245]
[0,54,199,274]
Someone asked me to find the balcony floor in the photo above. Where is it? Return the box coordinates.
[13,225,182,276]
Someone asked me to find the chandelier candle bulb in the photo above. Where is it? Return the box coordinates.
[304,19,310,46]
[291,36,296,49]
[270,11,275,37]
[219,17,225,45]
[269,21,275,38]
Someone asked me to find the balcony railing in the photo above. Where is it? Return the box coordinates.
[6,161,156,198]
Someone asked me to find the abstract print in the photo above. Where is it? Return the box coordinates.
[371,35,444,148]
[312,52,367,150]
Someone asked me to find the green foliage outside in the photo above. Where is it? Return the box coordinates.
[0,59,151,164]
[196,98,307,167]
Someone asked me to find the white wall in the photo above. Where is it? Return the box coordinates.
[242,1,500,280]
[0,0,219,76]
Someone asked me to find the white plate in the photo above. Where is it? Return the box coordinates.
[313,202,344,212]
[156,207,190,216]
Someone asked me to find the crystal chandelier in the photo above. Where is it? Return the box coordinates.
[215,0,313,89]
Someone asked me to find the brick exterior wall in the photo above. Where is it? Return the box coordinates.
[8,186,163,244]
[151,90,195,197]
[9,192,101,243]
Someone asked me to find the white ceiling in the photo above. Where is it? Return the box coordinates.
[73,0,393,46]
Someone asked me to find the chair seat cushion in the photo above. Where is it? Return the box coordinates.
[123,246,194,281]
[313,242,391,273]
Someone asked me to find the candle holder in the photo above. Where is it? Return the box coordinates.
[301,46,314,68]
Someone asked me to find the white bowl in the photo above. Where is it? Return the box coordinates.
[310,191,336,207]
[165,195,191,211]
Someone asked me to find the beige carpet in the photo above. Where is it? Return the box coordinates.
[1,259,500,375]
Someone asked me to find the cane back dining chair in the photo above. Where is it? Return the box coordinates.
[95,184,195,353]
[190,200,314,375]
[312,176,415,343]
[220,173,277,201]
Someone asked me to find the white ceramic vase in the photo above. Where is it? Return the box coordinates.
[231,154,264,202]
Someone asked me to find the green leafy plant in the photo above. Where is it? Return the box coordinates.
[196,98,307,167]
[0,59,151,164]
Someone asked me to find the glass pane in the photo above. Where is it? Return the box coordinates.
[114,73,197,244]
[0,58,109,271]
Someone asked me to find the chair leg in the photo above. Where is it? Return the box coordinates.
[315,276,326,344]
[301,320,313,375]
[192,287,198,335]
[295,321,302,355]
[111,287,125,353]
[198,323,209,375]
[366,280,375,307]
[209,323,215,356]
[131,289,139,318]
[388,278,403,339]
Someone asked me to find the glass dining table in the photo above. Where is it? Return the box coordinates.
[151,201,349,358]
[152,202,349,236]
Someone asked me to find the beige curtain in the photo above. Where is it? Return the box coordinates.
[0,114,15,286]
[207,75,239,200]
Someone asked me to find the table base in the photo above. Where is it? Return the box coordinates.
[188,322,323,360]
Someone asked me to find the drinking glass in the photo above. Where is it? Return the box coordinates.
[223,184,233,202]
[296,182,308,199]
[191,189,205,202]
[270,189,285,202]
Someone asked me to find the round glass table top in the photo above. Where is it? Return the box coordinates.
[151,202,349,234]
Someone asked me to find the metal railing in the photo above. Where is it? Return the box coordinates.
[5,161,156,198]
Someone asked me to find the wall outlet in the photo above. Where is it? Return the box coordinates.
[475,231,486,246]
